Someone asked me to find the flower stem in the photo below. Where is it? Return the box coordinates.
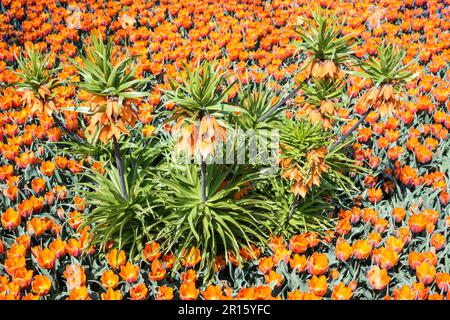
[200,157,207,204]
[113,136,128,201]
[287,195,299,223]
[329,107,372,152]
[259,82,302,123]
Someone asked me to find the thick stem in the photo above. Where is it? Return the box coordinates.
[287,195,299,223]
[200,158,207,204]
[259,82,303,123]
[113,136,128,201]
[329,107,372,152]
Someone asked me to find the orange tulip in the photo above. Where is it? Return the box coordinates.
[385,236,404,253]
[12,268,34,290]
[179,282,199,300]
[31,275,52,296]
[100,270,119,289]
[119,261,140,283]
[201,285,226,300]
[416,261,435,285]
[430,233,445,251]
[289,234,308,254]
[372,247,399,270]
[101,288,123,300]
[36,248,56,269]
[63,264,86,290]
[66,238,82,257]
[22,293,40,300]
[40,161,56,177]
[436,273,450,292]
[367,187,383,203]
[307,252,329,276]
[272,246,291,265]
[367,266,390,290]
[408,213,428,234]
[67,286,90,300]
[27,217,49,237]
[308,275,328,297]
[106,249,126,269]
[130,283,148,300]
[181,247,201,268]
[1,208,21,230]
[335,239,353,261]
[149,259,166,282]
[156,285,174,300]
[162,251,175,270]
[31,177,46,194]
[289,254,307,272]
[264,271,283,287]
[428,293,444,300]
[392,208,406,223]
[393,285,416,300]
[287,289,304,300]
[239,244,260,261]
[49,238,66,258]
[143,242,161,262]
[352,239,372,260]
[331,283,353,300]
[258,257,274,274]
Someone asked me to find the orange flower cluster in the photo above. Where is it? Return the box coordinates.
[173,115,227,158]
[281,147,329,197]
[81,93,139,144]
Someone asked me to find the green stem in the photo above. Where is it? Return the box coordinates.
[200,158,207,204]
[287,195,299,223]
[113,136,128,201]
[259,82,303,123]
[329,106,372,152]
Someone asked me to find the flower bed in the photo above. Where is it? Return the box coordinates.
[0,0,449,300]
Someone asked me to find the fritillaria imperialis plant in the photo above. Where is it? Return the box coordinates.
[258,10,355,123]
[334,43,418,150]
[12,44,83,143]
[72,34,151,200]
[13,45,60,115]
[161,61,275,279]
[295,78,345,129]
[154,163,273,281]
[294,10,355,81]
[78,136,164,260]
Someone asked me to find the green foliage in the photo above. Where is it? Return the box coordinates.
[78,135,165,260]
[76,54,360,284]
[301,78,344,107]
[354,43,418,87]
[12,45,61,94]
[166,61,237,119]
[264,177,336,238]
[73,34,151,105]
[231,82,280,130]
[278,118,329,160]
[80,166,160,259]
[155,163,273,281]
[294,10,355,63]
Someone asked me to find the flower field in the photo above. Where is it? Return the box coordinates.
[0,0,450,301]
